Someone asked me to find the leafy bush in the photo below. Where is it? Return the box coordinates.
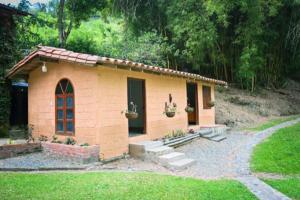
[38,135,48,142]
[51,135,62,144]
[64,137,76,145]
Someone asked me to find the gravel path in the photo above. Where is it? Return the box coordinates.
[0,152,86,170]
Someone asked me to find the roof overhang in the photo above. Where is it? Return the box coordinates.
[6,46,228,86]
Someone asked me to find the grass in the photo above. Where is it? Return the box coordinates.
[251,122,300,174]
[0,172,257,200]
[247,115,299,131]
[263,178,300,200]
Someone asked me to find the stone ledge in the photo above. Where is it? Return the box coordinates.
[41,142,100,164]
[0,143,42,159]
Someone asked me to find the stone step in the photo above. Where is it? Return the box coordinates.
[210,135,226,142]
[201,132,220,139]
[168,158,196,170]
[165,134,199,147]
[129,141,163,159]
[142,141,164,150]
[159,152,185,165]
[198,129,212,136]
[146,146,174,156]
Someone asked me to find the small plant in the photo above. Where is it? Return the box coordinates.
[172,129,186,138]
[163,130,187,141]
[26,124,35,143]
[7,138,14,145]
[51,135,62,143]
[122,101,138,119]
[64,137,76,145]
[80,143,89,147]
[188,129,195,134]
[38,135,48,142]
[164,94,177,118]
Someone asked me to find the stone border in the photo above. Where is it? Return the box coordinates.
[235,117,300,200]
[0,167,87,172]
[41,142,100,164]
[0,143,42,159]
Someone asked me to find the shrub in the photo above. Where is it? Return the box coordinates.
[38,135,48,142]
[51,135,62,144]
[64,137,76,145]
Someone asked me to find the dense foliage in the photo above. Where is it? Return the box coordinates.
[14,0,300,91]
[0,23,16,137]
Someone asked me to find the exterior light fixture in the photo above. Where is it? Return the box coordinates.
[41,62,47,73]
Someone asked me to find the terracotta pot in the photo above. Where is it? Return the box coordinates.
[125,112,138,119]
[165,111,176,118]
[185,106,194,113]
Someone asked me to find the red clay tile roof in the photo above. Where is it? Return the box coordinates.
[7,46,227,85]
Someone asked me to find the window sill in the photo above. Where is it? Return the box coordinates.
[55,132,75,136]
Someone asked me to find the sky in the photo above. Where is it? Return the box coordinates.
[0,0,50,6]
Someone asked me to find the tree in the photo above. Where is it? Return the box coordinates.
[57,0,106,47]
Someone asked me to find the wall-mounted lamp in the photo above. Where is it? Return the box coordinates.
[41,62,47,73]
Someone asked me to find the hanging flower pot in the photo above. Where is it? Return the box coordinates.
[122,102,138,120]
[164,94,177,118]
[165,111,176,118]
[185,106,194,113]
[208,101,215,107]
[125,111,139,119]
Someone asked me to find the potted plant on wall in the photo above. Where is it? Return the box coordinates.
[122,101,139,119]
[164,94,177,118]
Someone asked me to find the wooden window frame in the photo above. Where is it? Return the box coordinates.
[202,85,212,110]
[55,79,75,136]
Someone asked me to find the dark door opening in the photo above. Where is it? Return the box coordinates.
[187,82,198,125]
[127,78,146,136]
[10,83,28,127]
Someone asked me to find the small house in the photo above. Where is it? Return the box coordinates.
[7,46,227,159]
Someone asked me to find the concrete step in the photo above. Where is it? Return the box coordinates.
[201,132,220,139]
[168,158,196,170]
[159,152,185,165]
[142,141,164,150]
[210,135,226,142]
[198,129,212,136]
[129,141,163,158]
[165,134,199,147]
[146,146,174,156]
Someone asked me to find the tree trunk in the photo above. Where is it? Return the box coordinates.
[58,0,65,47]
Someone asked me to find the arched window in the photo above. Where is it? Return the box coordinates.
[55,79,75,134]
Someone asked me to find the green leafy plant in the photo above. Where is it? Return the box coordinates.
[80,143,90,147]
[64,137,76,145]
[122,101,138,119]
[7,138,15,145]
[51,135,62,144]
[38,135,48,142]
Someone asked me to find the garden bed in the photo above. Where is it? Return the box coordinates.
[41,142,100,164]
[0,143,41,159]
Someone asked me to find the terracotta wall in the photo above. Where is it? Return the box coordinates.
[28,62,99,146]
[28,62,215,159]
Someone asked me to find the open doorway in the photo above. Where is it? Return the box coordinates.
[186,82,198,125]
[127,78,146,136]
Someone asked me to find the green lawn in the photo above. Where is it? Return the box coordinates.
[0,172,256,200]
[251,122,300,174]
[263,178,300,200]
[247,115,299,131]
